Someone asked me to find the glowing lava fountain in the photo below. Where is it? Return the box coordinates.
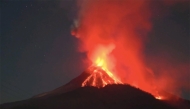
[82,62,122,88]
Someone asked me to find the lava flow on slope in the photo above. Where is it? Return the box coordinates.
[82,65,122,88]
[81,44,123,88]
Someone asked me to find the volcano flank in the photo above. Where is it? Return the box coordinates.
[1,68,190,109]
[82,66,122,88]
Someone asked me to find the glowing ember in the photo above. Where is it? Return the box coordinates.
[155,96,163,100]
[82,57,122,88]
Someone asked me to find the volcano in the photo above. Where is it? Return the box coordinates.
[1,68,190,109]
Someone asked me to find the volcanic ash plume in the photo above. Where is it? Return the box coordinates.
[71,0,161,97]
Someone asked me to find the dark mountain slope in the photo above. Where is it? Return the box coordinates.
[1,84,186,109]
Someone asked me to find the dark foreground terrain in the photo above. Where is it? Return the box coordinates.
[1,84,190,109]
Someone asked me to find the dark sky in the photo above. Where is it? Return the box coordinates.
[1,0,189,104]
[1,0,86,104]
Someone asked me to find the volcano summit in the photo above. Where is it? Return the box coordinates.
[81,66,122,88]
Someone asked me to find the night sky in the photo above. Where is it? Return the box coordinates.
[1,0,189,104]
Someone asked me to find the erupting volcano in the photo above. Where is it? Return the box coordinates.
[71,0,159,98]
[79,42,123,88]
[70,0,180,100]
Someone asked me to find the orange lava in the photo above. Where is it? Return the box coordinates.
[155,96,162,100]
[82,56,122,88]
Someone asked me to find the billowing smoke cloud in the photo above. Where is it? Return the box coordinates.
[72,0,154,94]
[71,0,189,99]
[145,0,190,98]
